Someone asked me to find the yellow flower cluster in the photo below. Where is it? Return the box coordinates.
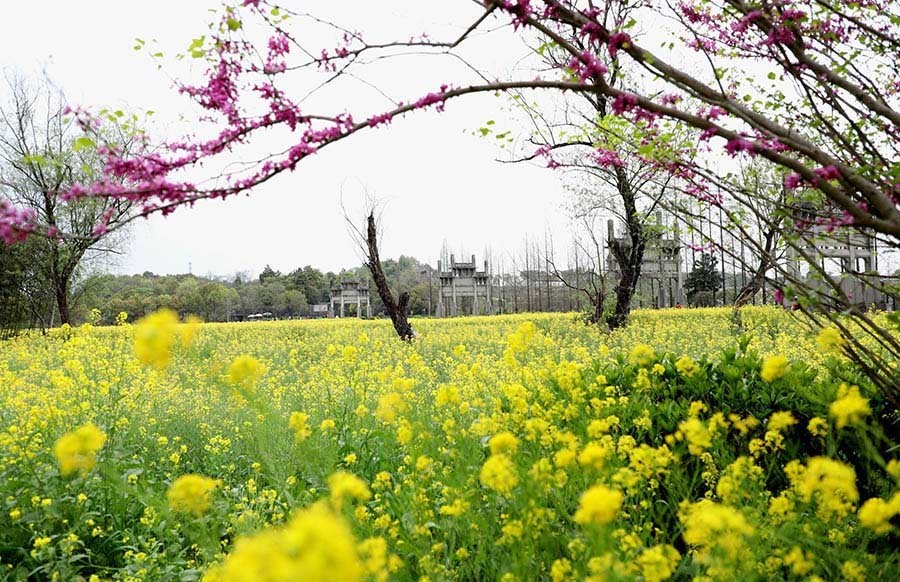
[202,503,364,582]
[760,355,789,382]
[573,484,623,525]
[167,474,218,516]
[53,422,107,476]
[0,307,896,580]
[134,308,180,369]
[829,384,871,429]
[815,326,846,355]
[226,354,267,388]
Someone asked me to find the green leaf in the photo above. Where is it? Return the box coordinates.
[226,18,242,31]
[22,154,47,166]
[73,136,95,152]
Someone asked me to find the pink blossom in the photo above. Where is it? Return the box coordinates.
[498,0,533,30]
[813,165,840,181]
[611,93,639,115]
[780,9,806,22]
[724,138,756,156]
[784,173,802,189]
[568,51,607,82]
[608,32,632,57]
[660,93,682,106]
[594,148,625,168]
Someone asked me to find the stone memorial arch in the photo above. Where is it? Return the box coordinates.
[785,208,885,307]
[435,254,493,317]
[606,218,685,308]
[329,278,371,318]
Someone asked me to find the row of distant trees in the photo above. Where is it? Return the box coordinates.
[72,248,725,326]
[73,257,434,325]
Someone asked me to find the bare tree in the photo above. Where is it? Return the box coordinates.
[0,72,134,324]
[343,197,415,341]
[546,212,609,325]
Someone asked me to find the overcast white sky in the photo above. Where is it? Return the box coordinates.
[1,1,571,277]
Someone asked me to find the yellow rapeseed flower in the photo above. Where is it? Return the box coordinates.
[328,471,372,507]
[628,344,655,367]
[489,432,520,456]
[573,484,623,525]
[679,500,753,559]
[857,493,900,534]
[815,326,846,356]
[635,544,681,582]
[760,355,789,383]
[807,417,829,437]
[790,457,858,520]
[829,384,870,429]
[181,315,203,347]
[675,355,699,378]
[479,454,519,495]
[167,474,218,517]
[226,355,267,389]
[201,503,362,582]
[53,423,107,477]
[134,308,179,369]
[289,412,312,442]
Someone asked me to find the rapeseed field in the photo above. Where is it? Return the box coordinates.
[0,308,897,581]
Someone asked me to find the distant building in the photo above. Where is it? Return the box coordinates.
[309,304,330,318]
[329,278,371,318]
[435,255,493,317]
[606,219,685,308]
[785,207,890,308]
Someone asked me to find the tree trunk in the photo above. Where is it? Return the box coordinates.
[55,278,70,325]
[733,225,779,308]
[733,267,766,308]
[605,167,645,330]
[587,288,605,325]
[365,213,414,341]
[607,242,643,329]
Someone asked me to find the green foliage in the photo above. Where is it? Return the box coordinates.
[684,253,723,306]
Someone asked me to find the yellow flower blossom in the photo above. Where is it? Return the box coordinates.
[328,471,372,508]
[790,457,858,520]
[488,432,520,456]
[815,326,845,356]
[202,503,362,582]
[479,454,518,495]
[807,417,829,437]
[679,500,753,559]
[53,423,107,476]
[573,484,623,525]
[289,412,312,442]
[635,544,681,582]
[829,384,870,429]
[858,493,900,534]
[167,474,218,516]
[134,308,179,369]
[226,355,267,388]
[675,355,699,378]
[760,355,789,383]
[628,344,655,367]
